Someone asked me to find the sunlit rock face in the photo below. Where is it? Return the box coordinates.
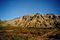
[0,13,60,40]
[5,13,60,28]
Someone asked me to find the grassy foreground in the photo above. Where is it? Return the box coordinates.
[0,26,60,40]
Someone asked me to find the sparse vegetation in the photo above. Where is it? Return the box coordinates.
[0,14,60,40]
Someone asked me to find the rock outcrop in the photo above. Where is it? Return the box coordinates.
[0,13,60,40]
[6,13,60,28]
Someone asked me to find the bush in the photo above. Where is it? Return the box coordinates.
[0,26,6,30]
[13,37,28,40]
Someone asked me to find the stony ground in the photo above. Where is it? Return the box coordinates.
[0,26,60,40]
[0,14,60,40]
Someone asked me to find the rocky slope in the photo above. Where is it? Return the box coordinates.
[0,13,60,40]
[6,13,60,28]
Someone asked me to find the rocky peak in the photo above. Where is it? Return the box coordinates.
[3,13,59,28]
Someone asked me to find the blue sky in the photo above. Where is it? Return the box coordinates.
[0,0,60,20]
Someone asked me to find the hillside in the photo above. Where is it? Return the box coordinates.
[6,13,60,28]
[0,13,60,40]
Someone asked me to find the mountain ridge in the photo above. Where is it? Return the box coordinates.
[4,13,60,28]
[0,13,60,40]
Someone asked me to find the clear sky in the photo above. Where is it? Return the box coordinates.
[0,0,60,20]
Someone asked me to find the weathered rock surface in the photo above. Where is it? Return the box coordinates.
[0,13,60,40]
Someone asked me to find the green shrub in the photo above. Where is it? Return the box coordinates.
[13,37,28,40]
[0,26,6,30]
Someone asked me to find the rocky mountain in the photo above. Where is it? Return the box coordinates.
[0,13,60,40]
[5,13,60,28]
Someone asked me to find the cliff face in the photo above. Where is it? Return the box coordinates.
[6,13,60,28]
